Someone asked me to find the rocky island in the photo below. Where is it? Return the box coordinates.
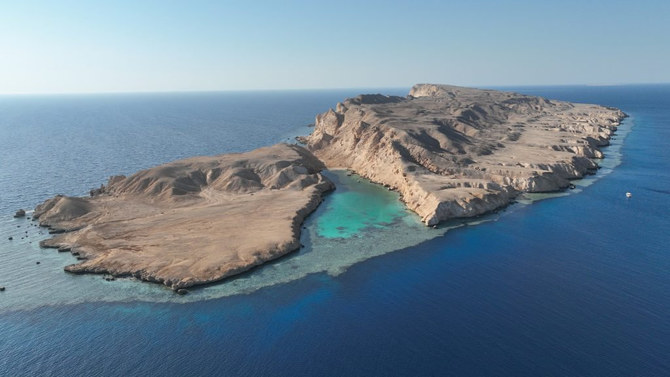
[34,84,625,289]
[306,84,626,225]
[34,144,333,289]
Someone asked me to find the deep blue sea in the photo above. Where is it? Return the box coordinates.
[0,86,668,376]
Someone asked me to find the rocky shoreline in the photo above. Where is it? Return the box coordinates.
[32,84,626,289]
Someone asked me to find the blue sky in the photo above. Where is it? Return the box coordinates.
[1,0,668,93]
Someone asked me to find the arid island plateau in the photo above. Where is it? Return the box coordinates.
[33,84,626,290]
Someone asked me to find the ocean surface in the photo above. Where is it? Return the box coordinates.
[0,85,668,376]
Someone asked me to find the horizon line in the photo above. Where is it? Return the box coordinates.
[1,82,668,96]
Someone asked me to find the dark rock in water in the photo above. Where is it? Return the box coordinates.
[176,289,189,295]
[14,209,26,218]
[90,184,106,197]
[568,183,576,189]
[103,275,115,281]
[36,261,40,265]
[0,286,5,291]
[8,237,12,241]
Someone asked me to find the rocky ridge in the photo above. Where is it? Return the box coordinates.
[305,84,626,225]
[34,144,333,289]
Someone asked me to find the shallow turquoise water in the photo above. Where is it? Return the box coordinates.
[317,171,407,238]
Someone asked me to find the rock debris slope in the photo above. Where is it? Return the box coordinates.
[306,84,625,225]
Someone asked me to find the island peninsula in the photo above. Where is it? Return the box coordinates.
[34,84,626,289]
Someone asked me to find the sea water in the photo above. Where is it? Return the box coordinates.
[0,86,668,376]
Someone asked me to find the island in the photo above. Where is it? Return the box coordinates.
[305,84,626,225]
[33,144,334,290]
[33,84,626,289]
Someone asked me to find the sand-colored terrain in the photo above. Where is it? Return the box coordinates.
[35,84,626,288]
[34,144,333,289]
[306,84,626,225]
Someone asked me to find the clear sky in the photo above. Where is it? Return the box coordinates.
[1,0,668,94]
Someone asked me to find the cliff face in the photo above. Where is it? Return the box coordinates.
[306,84,625,225]
[34,144,334,289]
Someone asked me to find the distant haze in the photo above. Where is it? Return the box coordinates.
[1,0,668,94]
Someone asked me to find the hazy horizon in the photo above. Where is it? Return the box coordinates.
[2,0,668,95]
[2,82,669,97]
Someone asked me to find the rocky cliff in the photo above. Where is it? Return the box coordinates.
[306,84,625,225]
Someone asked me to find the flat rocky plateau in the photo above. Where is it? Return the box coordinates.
[306,84,625,225]
[34,84,625,288]
[34,144,333,289]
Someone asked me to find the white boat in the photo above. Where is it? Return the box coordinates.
[626,192,632,198]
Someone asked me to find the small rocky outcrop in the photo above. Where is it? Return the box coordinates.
[13,209,26,218]
[89,184,106,197]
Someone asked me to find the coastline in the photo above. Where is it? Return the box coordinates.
[3,85,625,296]
[29,84,626,291]
[1,108,632,312]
